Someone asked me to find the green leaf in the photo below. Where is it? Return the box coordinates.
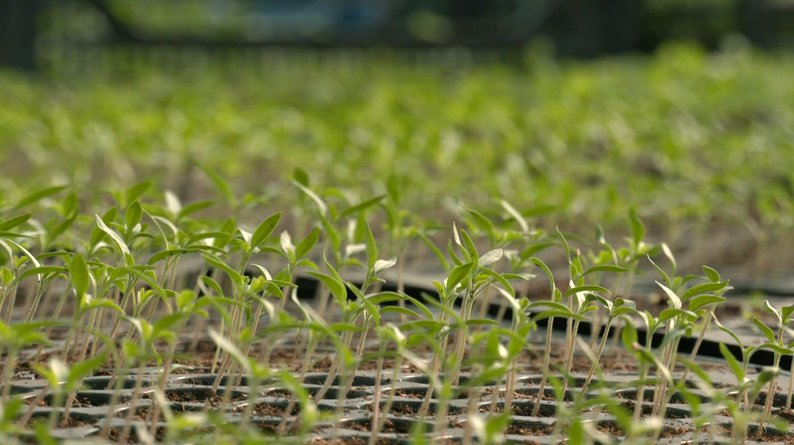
[292,181,327,216]
[702,265,720,282]
[66,352,107,391]
[528,300,570,313]
[661,243,677,273]
[683,281,730,299]
[647,254,672,289]
[622,322,639,351]
[363,221,378,272]
[712,313,743,348]
[480,268,516,298]
[251,213,282,250]
[465,318,499,327]
[374,257,397,274]
[656,281,682,309]
[459,228,479,263]
[629,207,645,248]
[125,180,151,205]
[165,191,183,219]
[556,227,572,257]
[688,295,726,312]
[530,257,557,299]
[765,300,782,324]
[563,285,610,298]
[658,308,696,325]
[118,266,168,299]
[500,199,529,233]
[295,227,321,260]
[19,265,66,280]
[531,309,582,322]
[197,165,236,208]
[478,248,503,268]
[752,318,776,343]
[338,195,385,220]
[519,240,556,259]
[202,253,243,287]
[466,208,494,238]
[0,214,30,232]
[125,201,142,230]
[418,231,448,271]
[783,305,794,323]
[69,254,90,297]
[209,329,251,375]
[0,231,29,239]
[568,418,585,444]
[308,267,347,308]
[320,214,341,252]
[293,167,309,187]
[381,306,423,319]
[578,264,628,278]
[84,298,123,313]
[445,262,474,293]
[15,185,66,209]
[179,200,215,218]
[95,214,130,257]
[758,342,794,356]
[147,247,206,265]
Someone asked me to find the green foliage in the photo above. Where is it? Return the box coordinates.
[0,46,793,443]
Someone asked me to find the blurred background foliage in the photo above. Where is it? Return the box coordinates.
[3,0,794,71]
[2,0,794,282]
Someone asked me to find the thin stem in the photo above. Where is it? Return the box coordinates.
[582,318,613,393]
[367,341,387,445]
[532,315,554,417]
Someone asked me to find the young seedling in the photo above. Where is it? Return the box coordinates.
[31,353,105,430]
[750,301,794,437]
[581,297,636,393]
[525,256,563,417]
[0,320,52,402]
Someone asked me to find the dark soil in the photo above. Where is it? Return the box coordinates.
[234,401,302,416]
[141,388,246,405]
[659,426,693,438]
[342,417,432,435]
[311,438,367,445]
[27,414,92,429]
[128,406,166,422]
[505,423,555,435]
[394,389,426,399]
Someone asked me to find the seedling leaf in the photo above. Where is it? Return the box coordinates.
[656,281,682,309]
[296,227,321,260]
[752,318,776,343]
[251,213,282,249]
[69,254,90,297]
[0,214,30,232]
[95,214,130,257]
[15,185,66,209]
[629,207,645,248]
[688,295,726,312]
[374,257,397,274]
[339,195,385,220]
[478,248,503,267]
[308,264,347,307]
[292,181,327,216]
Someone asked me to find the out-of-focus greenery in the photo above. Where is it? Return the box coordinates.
[40,0,745,44]
[1,44,793,256]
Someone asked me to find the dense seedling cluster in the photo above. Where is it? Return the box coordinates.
[3,44,794,278]
[2,44,794,443]
[0,180,791,444]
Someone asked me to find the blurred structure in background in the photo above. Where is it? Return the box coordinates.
[0,0,39,70]
[2,0,794,71]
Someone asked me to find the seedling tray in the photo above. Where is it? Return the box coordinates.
[9,366,794,444]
